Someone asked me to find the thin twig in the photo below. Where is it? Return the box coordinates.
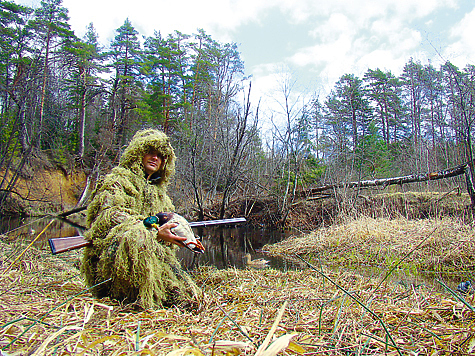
[436,279,475,312]
[2,278,112,351]
[295,254,404,356]
[1,219,55,276]
[216,304,255,346]
[369,225,439,298]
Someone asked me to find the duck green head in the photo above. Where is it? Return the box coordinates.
[143,215,159,228]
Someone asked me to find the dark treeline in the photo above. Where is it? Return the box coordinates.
[1,0,474,222]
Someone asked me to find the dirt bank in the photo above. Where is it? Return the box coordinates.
[0,165,86,216]
[222,189,473,230]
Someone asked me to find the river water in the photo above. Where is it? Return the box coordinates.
[0,216,302,270]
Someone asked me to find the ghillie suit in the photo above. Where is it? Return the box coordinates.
[80,129,201,309]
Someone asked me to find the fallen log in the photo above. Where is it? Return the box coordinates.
[301,162,468,197]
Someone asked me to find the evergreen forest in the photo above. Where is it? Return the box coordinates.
[1,0,474,220]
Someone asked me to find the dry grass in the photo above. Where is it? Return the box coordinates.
[371,191,470,217]
[1,228,475,356]
[264,216,475,276]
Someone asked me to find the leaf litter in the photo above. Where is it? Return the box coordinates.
[0,216,474,355]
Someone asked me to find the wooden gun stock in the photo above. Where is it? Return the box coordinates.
[48,217,246,255]
[49,236,91,255]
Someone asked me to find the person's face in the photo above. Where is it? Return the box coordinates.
[142,149,164,176]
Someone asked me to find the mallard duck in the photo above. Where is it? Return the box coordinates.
[143,212,205,254]
[243,253,269,268]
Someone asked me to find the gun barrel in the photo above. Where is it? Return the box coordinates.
[189,217,246,227]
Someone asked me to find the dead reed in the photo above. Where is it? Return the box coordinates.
[264,216,475,277]
[1,217,474,355]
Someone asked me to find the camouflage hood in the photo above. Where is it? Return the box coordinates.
[119,129,176,185]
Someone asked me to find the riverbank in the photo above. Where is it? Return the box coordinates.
[262,216,475,280]
[2,153,472,232]
[0,165,85,217]
[1,229,474,355]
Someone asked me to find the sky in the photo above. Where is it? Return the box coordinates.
[17,0,475,126]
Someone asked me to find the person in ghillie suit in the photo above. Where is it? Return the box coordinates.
[80,129,202,309]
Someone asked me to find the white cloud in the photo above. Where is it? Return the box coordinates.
[289,13,422,84]
[248,63,286,106]
[282,0,461,95]
[17,0,273,43]
[60,0,456,43]
[445,7,475,66]
[309,13,356,41]
[15,0,473,112]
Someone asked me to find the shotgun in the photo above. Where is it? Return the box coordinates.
[48,217,246,255]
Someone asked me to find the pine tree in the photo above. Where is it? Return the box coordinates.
[325,74,372,152]
[0,0,33,153]
[107,18,142,146]
[142,30,190,132]
[364,68,405,146]
[28,0,73,149]
[400,58,426,171]
[65,23,106,158]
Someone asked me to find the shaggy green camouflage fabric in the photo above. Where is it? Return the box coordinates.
[80,129,201,309]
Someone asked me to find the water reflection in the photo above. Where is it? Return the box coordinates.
[0,216,299,270]
[176,225,302,270]
[0,216,83,250]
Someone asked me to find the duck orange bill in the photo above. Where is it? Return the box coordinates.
[182,239,205,254]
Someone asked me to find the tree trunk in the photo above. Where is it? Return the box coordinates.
[38,28,52,148]
[78,66,87,158]
[300,162,470,198]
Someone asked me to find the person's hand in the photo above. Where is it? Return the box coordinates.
[155,222,186,247]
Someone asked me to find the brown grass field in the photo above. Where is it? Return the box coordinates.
[1,215,475,355]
